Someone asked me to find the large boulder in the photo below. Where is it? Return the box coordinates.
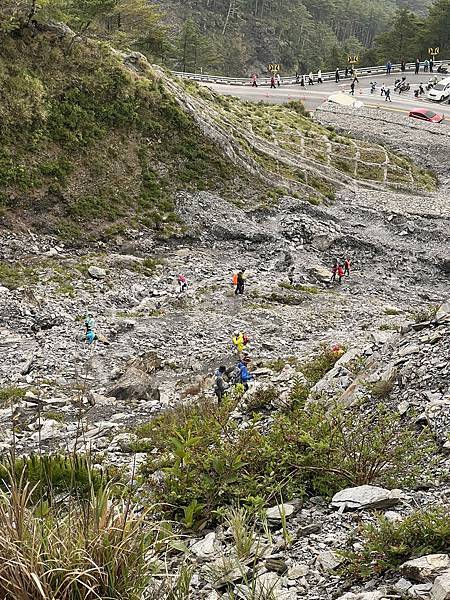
[108,367,160,403]
[308,264,332,283]
[331,485,401,511]
[401,555,450,583]
[107,352,161,402]
[432,572,450,600]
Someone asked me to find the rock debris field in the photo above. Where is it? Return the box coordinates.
[0,106,450,599]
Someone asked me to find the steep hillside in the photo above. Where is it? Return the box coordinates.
[0,25,435,244]
[0,26,250,242]
[159,0,433,74]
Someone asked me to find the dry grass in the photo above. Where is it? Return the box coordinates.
[0,464,155,599]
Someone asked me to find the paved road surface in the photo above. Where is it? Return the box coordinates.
[203,71,450,123]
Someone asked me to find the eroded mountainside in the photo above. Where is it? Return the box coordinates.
[0,23,450,600]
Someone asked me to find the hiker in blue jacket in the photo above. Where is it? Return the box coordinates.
[237,356,254,391]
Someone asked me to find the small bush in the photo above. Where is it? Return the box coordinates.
[343,506,450,580]
[412,304,439,323]
[366,378,395,399]
[0,386,26,406]
[286,99,309,117]
[246,386,278,414]
[299,344,345,385]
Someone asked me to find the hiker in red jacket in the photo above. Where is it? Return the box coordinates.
[331,259,338,283]
[344,256,351,276]
[337,264,345,284]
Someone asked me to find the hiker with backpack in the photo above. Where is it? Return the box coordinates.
[84,313,110,345]
[214,365,230,403]
[232,330,250,357]
[235,355,254,391]
[233,270,245,295]
[177,274,188,293]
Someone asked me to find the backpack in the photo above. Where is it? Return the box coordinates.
[232,273,238,285]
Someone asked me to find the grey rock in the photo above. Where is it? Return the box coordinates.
[316,550,343,571]
[190,532,217,559]
[107,366,160,403]
[401,555,450,583]
[88,266,107,279]
[266,503,296,520]
[331,485,401,511]
[432,572,450,600]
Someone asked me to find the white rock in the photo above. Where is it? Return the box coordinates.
[88,266,107,279]
[336,592,386,600]
[316,550,343,571]
[288,564,309,579]
[331,485,401,511]
[190,532,217,558]
[266,503,296,520]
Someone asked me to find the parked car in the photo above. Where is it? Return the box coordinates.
[427,77,450,101]
[408,108,444,123]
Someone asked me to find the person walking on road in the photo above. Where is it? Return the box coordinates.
[401,60,406,73]
[270,75,276,89]
[335,68,340,83]
[317,69,323,83]
[251,73,258,87]
[300,74,305,87]
[424,59,429,72]
[430,58,434,73]
[385,87,392,102]
[350,81,355,95]
[276,73,281,87]
[386,61,392,75]
[308,72,314,85]
[415,58,420,75]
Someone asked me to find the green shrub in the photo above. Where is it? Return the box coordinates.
[269,401,433,497]
[300,344,345,385]
[246,386,278,414]
[366,378,395,399]
[139,392,431,528]
[286,99,310,117]
[343,507,450,580]
[412,304,439,323]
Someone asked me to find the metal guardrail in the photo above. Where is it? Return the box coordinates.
[173,60,449,87]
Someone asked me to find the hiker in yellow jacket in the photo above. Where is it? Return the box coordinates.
[232,331,250,357]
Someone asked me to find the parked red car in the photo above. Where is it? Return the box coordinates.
[408,108,444,123]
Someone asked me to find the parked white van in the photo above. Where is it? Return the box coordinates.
[427,77,450,101]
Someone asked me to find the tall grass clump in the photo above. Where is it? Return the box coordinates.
[0,463,154,599]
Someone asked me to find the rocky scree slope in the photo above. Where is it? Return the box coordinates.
[0,26,450,600]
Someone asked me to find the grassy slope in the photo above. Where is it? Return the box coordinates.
[0,27,251,242]
[0,27,436,244]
